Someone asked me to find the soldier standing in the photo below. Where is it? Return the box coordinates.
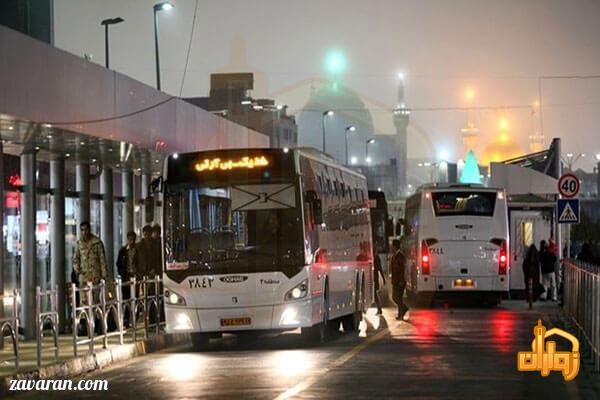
[73,221,108,300]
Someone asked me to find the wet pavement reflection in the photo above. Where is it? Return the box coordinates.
[14,301,597,399]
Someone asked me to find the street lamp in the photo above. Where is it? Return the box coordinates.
[344,125,356,165]
[365,138,375,164]
[562,152,585,171]
[100,17,124,69]
[153,2,174,91]
[321,110,334,153]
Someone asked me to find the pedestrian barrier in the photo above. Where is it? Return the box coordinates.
[1,276,166,373]
[35,285,59,368]
[119,276,164,342]
[70,276,164,358]
[0,289,20,371]
[563,260,600,372]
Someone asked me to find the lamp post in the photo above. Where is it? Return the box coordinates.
[365,138,375,164]
[322,110,334,153]
[100,17,124,69]
[562,152,585,171]
[153,2,174,91]
[344,125,356,165]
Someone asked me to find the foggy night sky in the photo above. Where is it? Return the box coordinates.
[54,0,600,171]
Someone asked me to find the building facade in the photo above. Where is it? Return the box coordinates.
[185,73,298,148]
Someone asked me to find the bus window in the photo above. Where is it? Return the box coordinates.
[431,191,496,217]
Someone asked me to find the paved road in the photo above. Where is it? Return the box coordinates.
[13,301,599,399]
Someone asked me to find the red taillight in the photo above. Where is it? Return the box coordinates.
[421,240,431,275]
[498,240,508,275]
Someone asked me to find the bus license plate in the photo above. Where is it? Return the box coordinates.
[220,317,251,327]
[454,279,475,288]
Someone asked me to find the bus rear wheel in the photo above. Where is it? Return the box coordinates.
[191,332,210,351]
[342,278,364,332]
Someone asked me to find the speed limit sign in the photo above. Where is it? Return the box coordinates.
[558,173,580,198]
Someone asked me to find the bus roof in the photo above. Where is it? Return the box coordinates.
[416,183,504,192]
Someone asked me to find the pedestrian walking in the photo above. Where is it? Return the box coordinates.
[116,231,138,298]
[151,224,163,276]
[373,254,386,315]
[390,239,408,320]
[136,225,154,280]
[539,240,557,301]
[522,243,543,305]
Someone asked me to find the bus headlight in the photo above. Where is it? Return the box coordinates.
[165,289,186,306]
[285,280,308,301]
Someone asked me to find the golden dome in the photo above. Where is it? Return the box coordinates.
[480,133,525,166]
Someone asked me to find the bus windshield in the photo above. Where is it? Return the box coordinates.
[432,191,496,217]
[164,182,304,280]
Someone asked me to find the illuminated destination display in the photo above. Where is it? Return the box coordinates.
[195,156,270,172]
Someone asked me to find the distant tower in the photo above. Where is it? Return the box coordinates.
[393,77,410,192]
[529,101,545,152]
[461,88,479,157]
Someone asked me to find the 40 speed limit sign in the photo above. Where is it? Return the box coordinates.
[558,173,580,198]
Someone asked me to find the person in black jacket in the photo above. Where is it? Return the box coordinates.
[373,254,386,315]
[390,239,408,320]
[116,231,138,299]
[523,243,543,302]
[539,240,557,301]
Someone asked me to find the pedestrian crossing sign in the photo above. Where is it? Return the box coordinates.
[557,199,580,224]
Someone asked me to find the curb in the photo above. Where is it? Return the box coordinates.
[0,333,191,396]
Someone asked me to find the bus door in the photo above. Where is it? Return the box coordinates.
[509,210,551,291]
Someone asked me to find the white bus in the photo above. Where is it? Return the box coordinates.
[402,184,509,305]
[153,148,374,348]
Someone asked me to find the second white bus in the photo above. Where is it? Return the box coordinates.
[402,184,509,305]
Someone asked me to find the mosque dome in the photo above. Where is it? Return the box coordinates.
[480,133,526,166]
[296,81,376,163]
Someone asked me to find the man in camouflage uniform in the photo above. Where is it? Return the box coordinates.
[73,221,108,303]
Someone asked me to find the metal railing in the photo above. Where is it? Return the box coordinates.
[70,276,164,357]
[1,276,165,374]
[563,260,600,372]
[36,285,59,368]
[0,289,20,371]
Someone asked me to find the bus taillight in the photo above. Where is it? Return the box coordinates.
[421,240,431,275]
[498,240,508,275]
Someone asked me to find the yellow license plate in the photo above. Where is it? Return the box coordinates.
[220,317,251,327]
[454,279,474,288]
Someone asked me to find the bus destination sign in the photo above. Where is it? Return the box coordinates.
[195,156,270,172]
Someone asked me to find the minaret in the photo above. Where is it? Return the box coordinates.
[461,88,479,157]
[529,100,545,152]
[393,76,410,193]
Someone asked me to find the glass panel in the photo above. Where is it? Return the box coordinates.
[432,191,496,217]
[65,198,77,282]
[164,183,303,280]
[3,190,20,301]
[36,194,51,291]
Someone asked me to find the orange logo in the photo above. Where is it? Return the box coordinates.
[517,320,579,381]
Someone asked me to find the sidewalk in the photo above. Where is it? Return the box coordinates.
[0,329,190,396]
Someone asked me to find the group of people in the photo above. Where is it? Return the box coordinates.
[72,221,163,298]
[522,239,559,302]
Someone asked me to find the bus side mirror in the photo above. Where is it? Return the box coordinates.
[305,190,323,225]
[144,196,155,223]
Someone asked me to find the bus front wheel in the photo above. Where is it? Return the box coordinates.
[191,332,210,351]
[302,283,335,343]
